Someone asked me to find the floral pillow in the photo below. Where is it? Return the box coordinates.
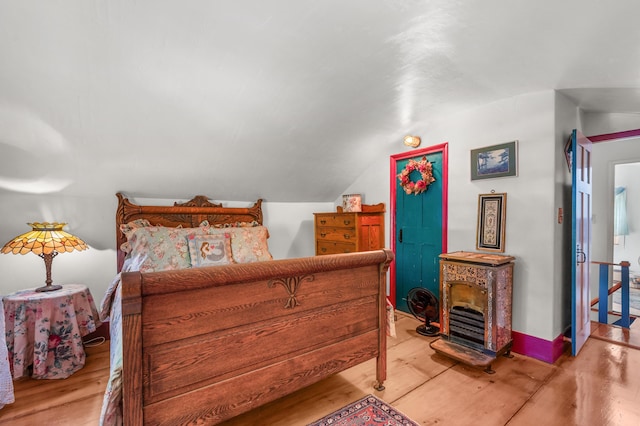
[123,225,206,272]
[207,226,272,263]
[119,219,152,254]
[187,234,234,267]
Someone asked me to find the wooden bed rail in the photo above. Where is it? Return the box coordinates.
[125,249,394,296]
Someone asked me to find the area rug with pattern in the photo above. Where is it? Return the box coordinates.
[306,394,419,426]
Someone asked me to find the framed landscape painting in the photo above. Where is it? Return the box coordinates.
[470,140,518,180]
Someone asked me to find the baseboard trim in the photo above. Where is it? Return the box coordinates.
[511,330,566,363]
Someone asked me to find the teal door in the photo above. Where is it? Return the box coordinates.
[392,145,447,313]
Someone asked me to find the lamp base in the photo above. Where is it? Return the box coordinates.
[36,284,63,292]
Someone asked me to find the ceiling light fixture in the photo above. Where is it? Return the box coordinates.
[403,135,421,148]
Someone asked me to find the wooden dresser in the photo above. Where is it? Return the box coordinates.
[314,203,385,255]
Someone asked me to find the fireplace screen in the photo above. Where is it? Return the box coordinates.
[449,306,485,350]
[447,281,488,350]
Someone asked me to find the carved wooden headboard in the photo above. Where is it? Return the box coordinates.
[115,193,264,272]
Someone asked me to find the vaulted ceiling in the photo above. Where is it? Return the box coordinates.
[2,1,640,202]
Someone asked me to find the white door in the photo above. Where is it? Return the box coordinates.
[571,129,592,356]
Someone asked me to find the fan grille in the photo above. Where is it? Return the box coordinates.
[407,288,439,322]
[406,287,440,337]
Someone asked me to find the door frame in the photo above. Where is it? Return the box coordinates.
[569,128,639,355]
[389,142,449,307]
[588,128,640,143]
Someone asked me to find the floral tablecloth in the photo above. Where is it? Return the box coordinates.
[0,300,14,408]
[3,284,101,380]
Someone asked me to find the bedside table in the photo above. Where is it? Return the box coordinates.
[2,284,102,380]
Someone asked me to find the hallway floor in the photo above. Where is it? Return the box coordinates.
[590,315,640,349]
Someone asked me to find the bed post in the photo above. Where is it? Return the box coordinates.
[121,271,144,426]
[375,249,394,391]
[115,193,127,273]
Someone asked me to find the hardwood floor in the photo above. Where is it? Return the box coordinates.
[0,339,110,425]
[590,314,640,350]
[2,313,639,425]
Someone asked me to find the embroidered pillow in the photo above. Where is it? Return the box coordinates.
[225,226,273,263]
[187,234,234,267]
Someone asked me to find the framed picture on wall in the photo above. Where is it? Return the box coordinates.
[476,192,507,252]
[470,140,518,180]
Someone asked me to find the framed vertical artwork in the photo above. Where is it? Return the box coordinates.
[476,192,507,252]
[470,140,518,180]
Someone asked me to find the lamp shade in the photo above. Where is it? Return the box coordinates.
[1,222,88,292]
[1,222,87,255]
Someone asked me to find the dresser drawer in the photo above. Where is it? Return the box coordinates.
[316,240,357,255]
[316,227,357,242]
[314,207,385,256]
[315,214,356,228]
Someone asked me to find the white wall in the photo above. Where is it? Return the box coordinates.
[335,156,394,249]
[590,147,640,276]
[263,201,333,260]
[0,192,116,299]
[0,191,332,303]
[582,111,640,137]
[591,138,640,299]
[613,163,640,272]
[343,90,561,342]
[553,92,579,334]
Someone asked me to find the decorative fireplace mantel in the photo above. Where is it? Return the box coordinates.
[430,251,515,373]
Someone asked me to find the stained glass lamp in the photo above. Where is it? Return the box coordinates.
[1,222,88,292]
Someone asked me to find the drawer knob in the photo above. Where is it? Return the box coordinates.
[320,233,327,237]
[320,220,326,225]
[321,247,327,253]
[343,234,350,239]
[343,220,351,225]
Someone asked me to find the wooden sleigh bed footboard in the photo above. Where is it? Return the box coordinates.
[120,249,393,425]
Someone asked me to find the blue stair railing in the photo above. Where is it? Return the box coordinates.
[591,260,632,327]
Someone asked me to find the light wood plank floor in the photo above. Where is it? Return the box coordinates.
[2,313,639,425]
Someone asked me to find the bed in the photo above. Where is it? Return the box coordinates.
[100,193,392,425]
